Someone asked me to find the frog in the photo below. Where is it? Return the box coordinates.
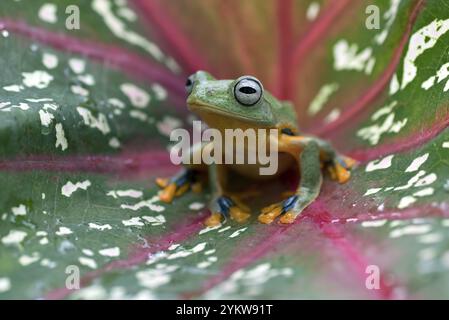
[155,71,356,227]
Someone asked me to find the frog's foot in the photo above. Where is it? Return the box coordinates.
[156,169,201,203]
[258,195,299,224]
[327,156,357,184]
[204,196,251,227]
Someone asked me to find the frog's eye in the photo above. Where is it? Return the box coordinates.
[185,75,195,95]
[234,76,263,106]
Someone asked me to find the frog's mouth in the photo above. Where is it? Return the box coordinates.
[187,98,269,125]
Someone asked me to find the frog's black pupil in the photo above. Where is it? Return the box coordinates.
[239,86,257,94]
[185,78,192,87]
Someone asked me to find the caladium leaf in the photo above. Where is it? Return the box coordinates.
[0,0,448,300]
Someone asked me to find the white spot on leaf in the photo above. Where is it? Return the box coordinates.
[390,224,432,238]
[107,189,143,199]
[1,230,27,246]
[107,137,120,149]
[56,227,73,236]
[22,71,53,89]
[77,107,110,135]
[55,123,68,151]
[82,249,94,256]
[42,53,58,69]
[157,116,182,137]
[69,58,86,74]
[405,153,429,172]
[79,257,98,269]
[39,110,54,127]
[3,85,24,92]
[92,0,165,62]
[88,223,112,231]
[189,202,205,210]
[229,227,247,238]
[12,204,27,216]
[402,19,449,89]
[71,85,89,97]
[308,83,339,115]
[333,40,375,74]
[121,196,164,212]
[364,188,383,196]
[142,215,166,226]
[398,196,417,209]
[374,0,401,45]
[120,83,150,108]
[38,3,57,24]
[306,2,320,21]
[366,155,394,172]
[61,180,91,197]
[19,253,40,266]
[152,84,167,100]
[122,217,144,227]
[361,219,387,227]
[0,278,11,293]
[99,247,120,257]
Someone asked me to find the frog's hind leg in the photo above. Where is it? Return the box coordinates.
[258,141,322,224]
[326,155,357,184]
[313,138,357,184]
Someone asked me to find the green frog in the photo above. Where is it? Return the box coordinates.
[156,71,356,226]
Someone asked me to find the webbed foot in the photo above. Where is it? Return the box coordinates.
[258,195,299,224]
[156,169,202,203]
[327,155,357,184]
[204,196,251,227]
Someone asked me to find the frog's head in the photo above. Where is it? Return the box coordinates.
[186,71,295,129]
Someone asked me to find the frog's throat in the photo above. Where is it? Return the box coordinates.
[187,102,272,127]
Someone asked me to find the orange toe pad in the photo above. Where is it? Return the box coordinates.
[204,213,222,227]
[258,206,283,224]
[230,207,250,223]
[159,183,177,203]
[279,211,296,224]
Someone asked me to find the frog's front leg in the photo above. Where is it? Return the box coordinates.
[258,141,323,224]
[204,163,251,227]
[156,168,203,203]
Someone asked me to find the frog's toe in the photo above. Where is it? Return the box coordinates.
[206,196,250,226]
[342,156,357,169]
[229,206,251,223]
[156,169,201,203]
[334,162,351,184]
[258,204,283,224]
[328,156,356,184]
[155,177,169,188]
[204,212,223,227]
[258,195,300,224]
[279,211,296,224]
[159,183,177,203]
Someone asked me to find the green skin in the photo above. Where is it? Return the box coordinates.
[158,71,353,225]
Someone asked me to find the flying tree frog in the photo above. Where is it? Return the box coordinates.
[156,71,356,226]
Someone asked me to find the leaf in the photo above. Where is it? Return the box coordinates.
[0,0,448,299]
